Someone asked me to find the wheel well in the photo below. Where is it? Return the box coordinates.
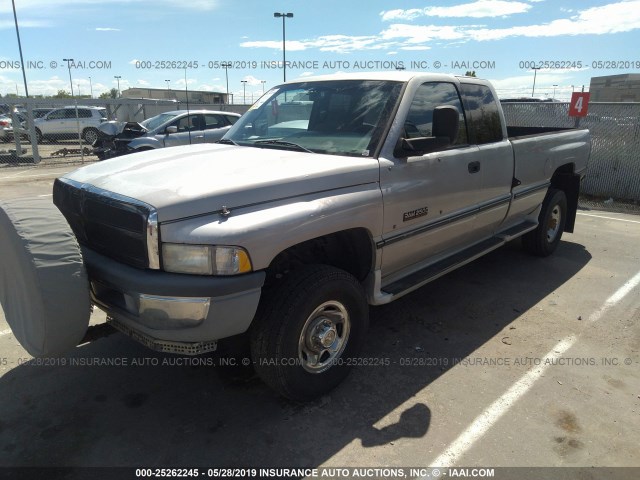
[550,163,580,233]
[264,228,374,285]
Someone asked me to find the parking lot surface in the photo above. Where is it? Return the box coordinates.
[0,164,639,475]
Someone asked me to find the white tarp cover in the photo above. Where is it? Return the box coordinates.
[0,197,91,356]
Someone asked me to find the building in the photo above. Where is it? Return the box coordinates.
[589,74,640,102]
[121,87,228,104]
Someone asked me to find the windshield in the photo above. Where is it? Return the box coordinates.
[223,79,403,157]
[141,112,180,131]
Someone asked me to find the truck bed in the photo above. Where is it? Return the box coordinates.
[507,125,578,138]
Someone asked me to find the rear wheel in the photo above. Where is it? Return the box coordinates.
[523,188,567,257]
[250,265,369,401]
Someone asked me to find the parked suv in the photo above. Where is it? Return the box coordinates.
[33,106,108,144]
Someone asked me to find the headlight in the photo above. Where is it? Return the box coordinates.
[161,243,252,276]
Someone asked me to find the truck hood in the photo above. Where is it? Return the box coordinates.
[63,143,380,222]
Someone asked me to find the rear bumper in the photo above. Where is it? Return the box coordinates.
[82,248,265,352]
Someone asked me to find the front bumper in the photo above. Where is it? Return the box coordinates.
[83,248,265,354]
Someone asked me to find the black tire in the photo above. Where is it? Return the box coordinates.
[82,127,99,145]
[250,265,369,401]
[523,188,567,257]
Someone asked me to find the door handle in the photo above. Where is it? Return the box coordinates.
[468,161,481,174]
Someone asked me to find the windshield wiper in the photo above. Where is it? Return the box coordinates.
[253,139,314,153]
[218,138,239,146]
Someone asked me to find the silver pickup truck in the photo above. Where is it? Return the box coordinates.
[48,72,590,400]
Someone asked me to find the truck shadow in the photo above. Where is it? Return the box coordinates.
[0,240,591,468]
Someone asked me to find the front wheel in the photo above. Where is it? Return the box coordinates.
[523,188,567,257]
[82,127,99,145]
[250,265,369,401]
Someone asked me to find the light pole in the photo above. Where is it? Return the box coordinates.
[63,58,84,160]
[165,79,171,90]
[114,75,121,97]
[89,76,93,98]
[11,0,29,98]
[531,67,540,98]
[273,12,293,82]
[261,80,266,93]
[241,80,247,105]
[221,62,231,104]
[552,84,558,100]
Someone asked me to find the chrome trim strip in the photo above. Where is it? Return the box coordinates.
[477,194,512,213]
[513,182,551,200]
[378,206,477,248]
[146,210,160,270]
[377,195,512,249]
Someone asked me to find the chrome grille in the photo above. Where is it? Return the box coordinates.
[53,178,152,269]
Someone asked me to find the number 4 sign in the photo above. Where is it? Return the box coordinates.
[569,92,590,117]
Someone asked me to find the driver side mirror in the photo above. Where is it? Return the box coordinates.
[165,125,178,134]
[394,105,460,158]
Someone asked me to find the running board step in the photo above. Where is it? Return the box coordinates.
[382,237,505,296]
[496,221,538,241]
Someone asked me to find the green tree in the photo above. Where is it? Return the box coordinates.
[98,88,118,99]
[53,89,72,98]
[465,70,477,77]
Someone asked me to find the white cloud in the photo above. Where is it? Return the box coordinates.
[241,75,263,86]
[299,72,315,77]
[240,40,308,51]
[400,45,432,51]
[380,9,425,22]
[469,0,640,40]
[489,72,577,99]
[381,24,468,43]
[137,79,150,86]
[95,27,120,31]
[380,1,532,21]
[242,1,640,55]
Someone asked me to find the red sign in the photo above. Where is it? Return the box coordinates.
[569,92,590,117]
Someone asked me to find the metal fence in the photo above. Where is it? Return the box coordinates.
[0,98,249,166]
[502,102,640,202]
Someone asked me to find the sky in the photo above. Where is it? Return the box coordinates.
[1,0,639,102]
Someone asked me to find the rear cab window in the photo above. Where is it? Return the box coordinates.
[459,83,504,144]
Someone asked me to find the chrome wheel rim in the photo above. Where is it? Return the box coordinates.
[84,129,98,144]
[546,204,562,242]
[298,301,350,373]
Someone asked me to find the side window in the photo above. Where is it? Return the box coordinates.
[459,84,504,144]
[203,114,223,130]
[64,109,77,119]
[47,110,65,120]
[405,82,468,145]
[225,115,239,125]
[172,115,201,132]
[78,109,92,118]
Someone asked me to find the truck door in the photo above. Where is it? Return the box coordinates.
[459,82,513,236]
[378,81,483,279]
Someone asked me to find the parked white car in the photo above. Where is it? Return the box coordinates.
[33,106,108,144]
